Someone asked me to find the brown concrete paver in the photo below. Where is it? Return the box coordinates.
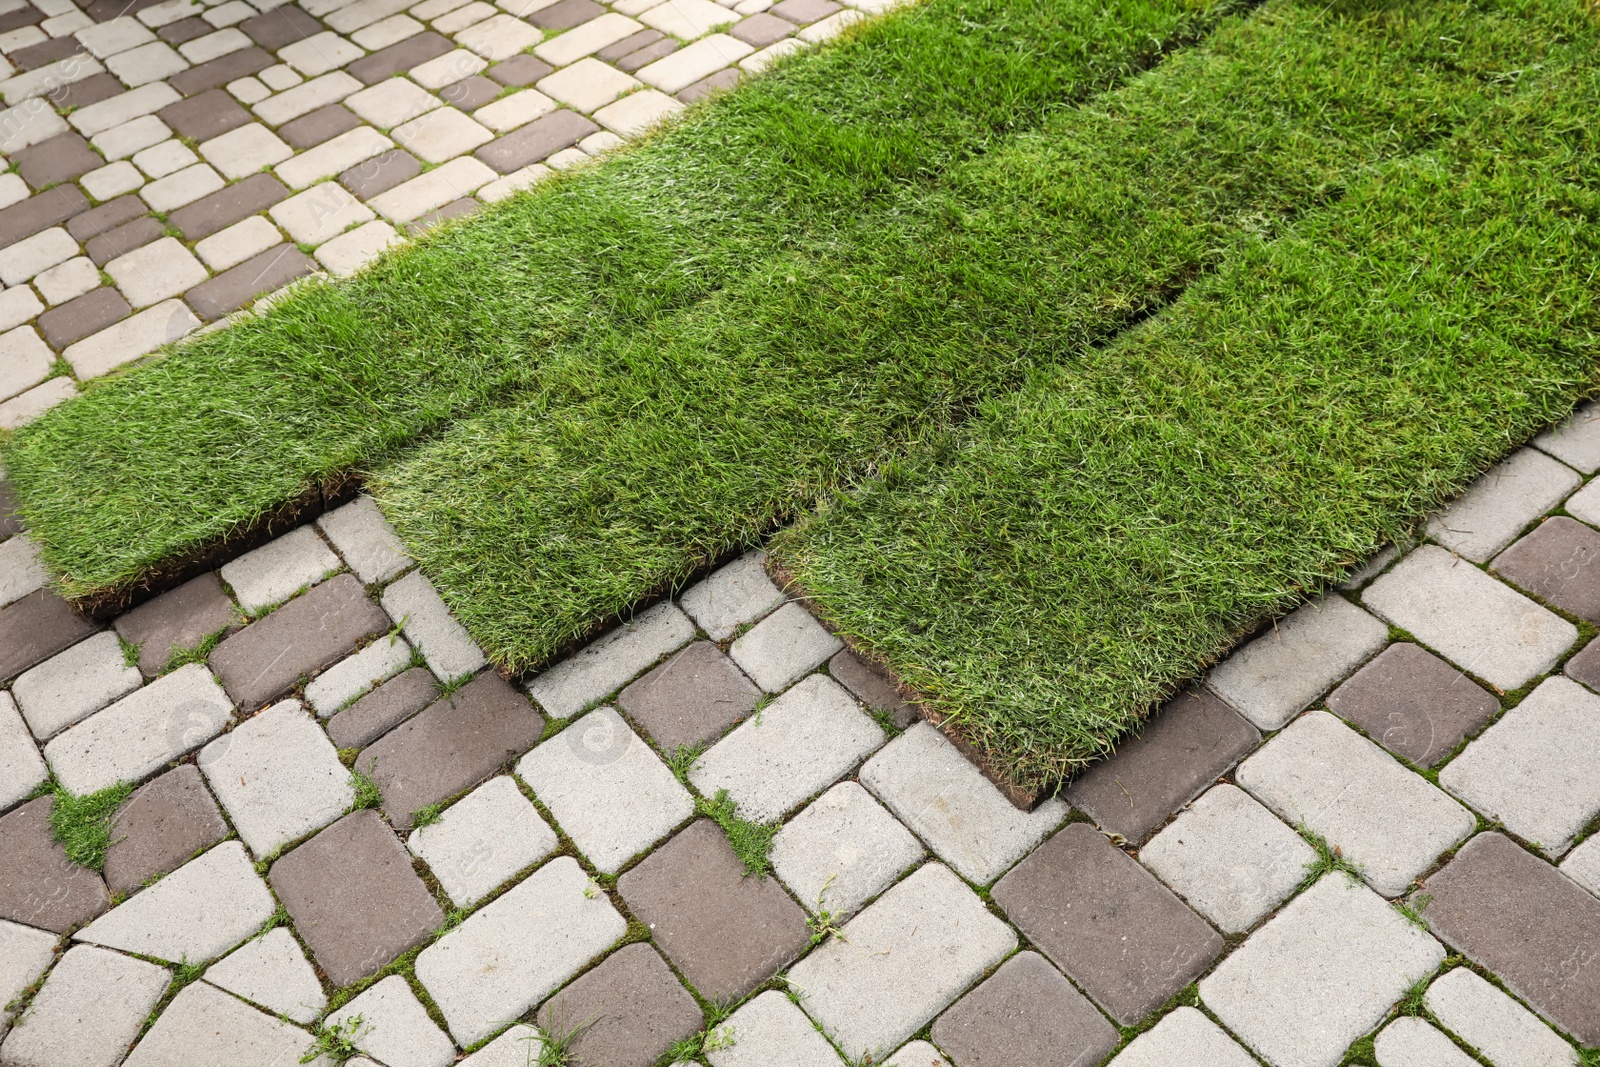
[340,147,423,198]
[14,134,103,190]
[617,639,759,752]
[993,822,1223,1025]
[279,104,361,148]
[37,287,132,350]
[347,30,453,82]
[167,172,291,240]
[488,52,554,85]
[185,243,317,320]
[1067,688,1259,843]
[0,796,109,933]
[475,108,598,172]
[1492,515,1600,622]
[356,672,543,827]
[1564,635,1600,692]
[269,809,444,988]
[113,571,238,676]
[930,951,1120,1067]
[102,764,229,898]
[0,589,98,683]
[534,942,702,1067]
[65,196,147,243]
[532,0,606,30]
[619,819,810,1003]
[240,4,323,48]
[828,648,916,729]
[168,45,274,94]
[159,89,254,141]
[1325,642,1501,767]
[1423,831,1600,1045]
[85,216,164,267]
[0,188,89,249]
[327,665,440,748]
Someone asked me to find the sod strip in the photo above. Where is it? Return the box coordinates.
[372,0,1573,671]
[2,0,1232,599]
[774,33,1600,787]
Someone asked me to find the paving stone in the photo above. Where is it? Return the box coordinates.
[0,377,64,431]
[638,0,737,36]
[535,55,636,111]
[50,71,126,111]
[589,86,680,136]
[197,118,291,178]
[1068,688,1259,843]
[1424,965,1577,1067]
[692,674,882,821]
[85,216,165,266]
[471,86,553,131]
[1439,675,1600,857]
[518,706,693,872]
[0,287,45,334]
[358,671,542,826]
[993,822,1222,1025]
[729,10,790,45]
[279,122,392,187]
[188,242,317,319]
[1564,476,1600,528]
[158,15,212,42]
[0,918,57,1038]
[278,101,360,149]
[239,2,320,47]
[529,0,603,27]
[44,663,232,794]
[205,927,326,1024]
[0,102,67,158]
[635,33,751,93]
[1565,833,1600,897]
[535,942,701,1067]
[1207,596,1388,731]
[619,818,808,1002]
[824,649,914,730]
[102,764,229,897]
[267,177,373,242]
[1565,636,1600,696]
[34,257,100,306]
[615,35,678,71]
[410,45,486,88]
[315,217,401,274]
[437,71,498,110]
[859,722,1066,884]
[595,27,662,61]
[0,795,108,932]
[168,171,288,240]
[1535,400,1600,472]
[141,160,228,211]
[1106,1005,1258,1067]
[76,840,273,963]
[13,131,100,187]
[90,114,172,162]
[309,496,407,584]
[769,0,835,17]
[326,975,455,1067]
[64,297,200,379]
[346,27,450,81]
[405,775,554,906]
[169,44,273,93]
[728,602,841,693]
[930,951,1119,1067]
[0,692,47,810]
[487,50,551,84]
[339,145,421,198]
[797,9,861,40]
[616,639,757,752]
[12,36,86,71]
[81,158,146,200]
[0,185,85,249]
[210,573,388,708]
[278,29,363,75]
[475,106,595,171]
[106,41,189,88]
[380,569,487,679]
[453,11,537,60]
[0,330,49,406]
[122,979,327,1067]
[77,17,157,57]
[1324,642,1500,768]
[305,633,411,715]
[0,532,44,608]
[1492,515,1600,624]
[704,990,843,1067]
[527,601,694,717]
[0,226,75,286]
[418,855,626,1045]
[12,632,142,741]
[114,570,238,676]
[327,664,437,747]
[404,192,480,232]
[0,590,97,683]
[270,809,443,987]
[534,11,641,66]
[201,699,354,855]
[458,1024,545,1066]
[1140,783,1316,934]
[1425,448,1581,563]
[1201,874,1444,1066]
[353,13,423,48]
[179,26,252,63]
[194,213,281,270]
[105,235,208,307]
[786,861,1015,1059]
[390,102,490,161]
[0,944,168,1067]
[36,286,129,350]
[1364,544,1576,689]
[1372,1017,1477,1067]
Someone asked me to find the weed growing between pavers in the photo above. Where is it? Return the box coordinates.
[48,779,133,870]
[695,789,780,877]
[3,0,1235,597]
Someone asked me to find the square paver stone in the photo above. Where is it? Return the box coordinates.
[417,856,626,1046]
[406,775,557,906]
[1363,545,1576,690]
[1324,642,1501,768]
[1237,710,1475,897]
[992,822,1222,1025]
[517,707,692,873]
[317,495,411,583]
[1200,874,1444,1067]
[357,672,543,828]
[787,862,1017,1060]
[327,974,455,1067]
[616,639,759,752]
[618,819,810,1004]
[269,809,444,988]
[526,600,694,717]
[1492,516,1600,622]
[121,979,330,1067]
[771,781,924,918]
[704,990,844,1067]
[1422,832,1600,1046]
[0,795,109,933]
[102,764,229,898]
[728,601,842,692]
[205,926,327,1024]
[1426,448,1581,563]
[1206,596,1388,730]
[200,699,354,857]
[0,945,169,1067]
[930,951,1119,1067]
[304,633,412,716]
[858,722,1066,884]
[113,571,238,676]
[690,674,883,822]
[1106,1006,1259,1067]
[1424,966,1577,1067]
[74,840,274,964]
[1140,783,1317,934]
[1438,676,1600,857]
[679,549,784,640]
[12,631,142,740]
[1067,688,1259,843]
[535,943,701,1067]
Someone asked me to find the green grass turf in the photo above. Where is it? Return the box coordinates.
[370,0,1579,680]
[774,22,1600,785]
[1,0,1229,598]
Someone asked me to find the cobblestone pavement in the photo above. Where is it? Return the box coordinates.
[4,409,1600,1065]
[0,0,872,429]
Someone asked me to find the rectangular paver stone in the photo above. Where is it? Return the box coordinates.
[305,633,411,715]
[1325,642,1501,768]
[0,692,47,810]
[705,990,844,1067]
[114,571,238,676]
[1491,516,1600,623]
[204,926,326,1025]
[1427,448,1581,562]
[102,763,229,897]
[326,664,437,748]
[535,942,702,1067]
[616,639,759,752]
[679,549,783,640]
[771,781,923,918]
[728,600,841,692]
[380,569,486,679]
[0,945,168,1067]
[13,631,142,740]
[406,775,556,906]
[527,600,694,716]
[1424,966,1577,1067]
[327,975,455,1067]
[930,952,1120,1067]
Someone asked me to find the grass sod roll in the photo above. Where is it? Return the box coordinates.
[774,38,1600,787]
[372,0,1582,680]
[2,0,1232,598]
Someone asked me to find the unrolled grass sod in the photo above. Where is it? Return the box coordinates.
[2,0,1230,598]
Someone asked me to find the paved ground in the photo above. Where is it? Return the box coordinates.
[4,406,1600,1066]
[0,0,869,427]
